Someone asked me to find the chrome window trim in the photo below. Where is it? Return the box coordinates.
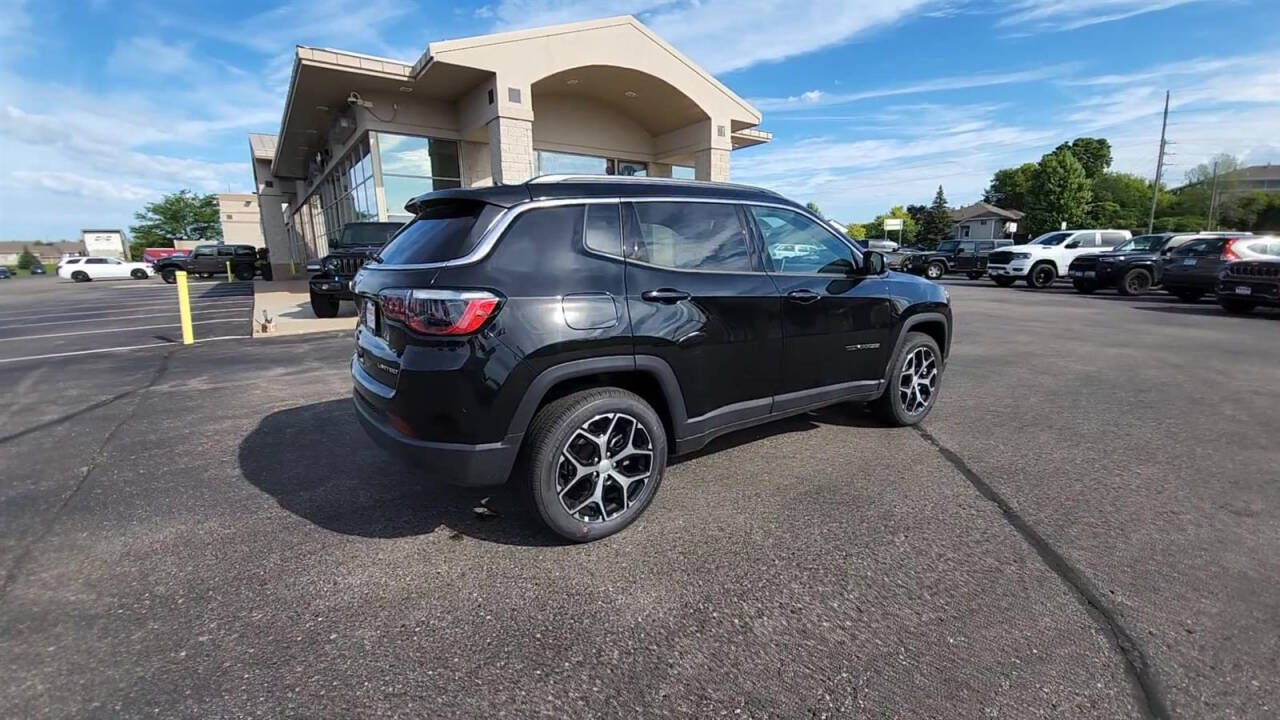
[368,195,852,271]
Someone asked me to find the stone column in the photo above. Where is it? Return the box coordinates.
[694,148,730,182]
[487,117,534,185]
[648,162,673,178]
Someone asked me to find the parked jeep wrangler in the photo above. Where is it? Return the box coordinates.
[307,221,403,317]
[905,238,1012,280]
[154,244,262,283]
[351,177,952,542]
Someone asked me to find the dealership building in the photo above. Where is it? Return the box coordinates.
[248,15,771,278]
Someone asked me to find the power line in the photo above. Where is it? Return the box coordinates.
[1147,90,1171,234]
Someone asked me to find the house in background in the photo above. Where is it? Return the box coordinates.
[0,241,84,265]
[950,202,1023,239]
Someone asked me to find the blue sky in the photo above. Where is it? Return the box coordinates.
[1,0,1278,239]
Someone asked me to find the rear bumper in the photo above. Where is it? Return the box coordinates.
[1216,279,1280,305]
[351,360,521,487]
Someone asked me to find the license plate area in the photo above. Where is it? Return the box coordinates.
[1182,258,1197,266]
[1235,285,1253,295]
[363,297,378,331]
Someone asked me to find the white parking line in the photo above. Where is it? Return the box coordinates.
[0,335,248,364]
[0,318,247,343]
[0,307,249,330]
[0,297,253,321]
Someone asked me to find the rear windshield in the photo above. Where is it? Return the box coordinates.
[375,201,502,265]
[336,223,403,248]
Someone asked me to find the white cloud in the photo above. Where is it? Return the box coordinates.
[483,0,940,73]
[999,0,1207,32]
[8,171,156,202]
[752,65,1074,111]
[107,36,201,77]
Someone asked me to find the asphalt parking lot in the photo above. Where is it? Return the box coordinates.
[0,276,254,364]
[1,279,1277,719]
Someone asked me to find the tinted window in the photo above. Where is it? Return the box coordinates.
[976,242,995,252]
[216,246,236,256]
[583,204,622,256]
[85,258,107,264]
[958,241,977,253]
[937,241,959,252]
[1070,232,1098,248]
[1032,232,1072,246]
[629,202,751,272]
[1101,232,1128,247]
[63,258,81,264]
[1171,240,1208,256]
[377,200,502,265]
[336,223,402,248]
[750,206,856,275]
[193,247,215,257]
[233,246,256,256]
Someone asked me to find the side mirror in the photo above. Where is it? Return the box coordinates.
[861,251,886,276]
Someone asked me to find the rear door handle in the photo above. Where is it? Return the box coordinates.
[786,289,822,304]
[641,288,691,303]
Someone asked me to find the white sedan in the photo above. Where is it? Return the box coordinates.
[58,257,155,282]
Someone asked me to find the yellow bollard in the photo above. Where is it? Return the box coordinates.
[289,260,296,278]
[176,270,194,345]
[225,260,233,282]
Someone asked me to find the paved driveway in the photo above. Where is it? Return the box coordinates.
[0,281,1276,718]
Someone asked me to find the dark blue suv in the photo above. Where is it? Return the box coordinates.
[351,177,952,541]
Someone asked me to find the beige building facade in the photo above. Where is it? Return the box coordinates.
[248,15,770,278]
[216,193,266,247]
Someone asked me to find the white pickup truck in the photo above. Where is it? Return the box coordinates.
[986,229,1132,288]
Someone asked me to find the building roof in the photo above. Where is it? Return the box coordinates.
[1223,164,1280,181]
[248,133,278,161]
[950,202,1024,223]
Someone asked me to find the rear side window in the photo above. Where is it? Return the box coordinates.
[583,204,622,257]
[627,202,751,272]
[1244,239,1280,257]
[217,246,235,256]
[377,200,502,265]
[1101,232,1128,247]
[64,258,81,264]
[976,241,994,251]
[234,246,256,256]
[85,258,107,264]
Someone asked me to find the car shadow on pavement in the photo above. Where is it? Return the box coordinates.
[237,399,561,547]
[671,402,887,465]
[1134,304,1280,319]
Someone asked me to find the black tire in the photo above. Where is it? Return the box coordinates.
[233,265,255,281]
[160,268,177,284]
[1219,298,1256,315]
[1072,279,1097,294]
[1118,268,1153,296]
[521,387,667,542]
[992,276,1016,287]
[925,261,946,280]
[71,271,90,283]
[130,269,148,280]
[871,331,943,427]
[966,272,983,280]
[1026,262,1056,289]
[310,290,340,318]
[1169,287,1204,302]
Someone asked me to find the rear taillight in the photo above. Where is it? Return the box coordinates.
[378,289,502,336]
[1222,238,1242,262]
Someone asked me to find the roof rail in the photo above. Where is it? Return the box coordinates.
[525,174,783,197]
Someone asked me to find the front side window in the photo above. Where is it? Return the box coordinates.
[193,247,215,258]
[1069,232,1098,248]
[628,202,751,272]
[958,241,977,253]
[217,246,236,256]
[750,205,855,275]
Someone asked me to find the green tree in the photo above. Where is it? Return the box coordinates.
[905,204,929,229]
[129,190,221,259]
[918,186,952,250]
[982,163,1037,212]
[863,206,918,246]
[845,223,867,242]
[805,201,825,219]
[1026,148,1093,236]
[1058,138,1113,180]
[1088,172,1151,230]
[16,246,39,270]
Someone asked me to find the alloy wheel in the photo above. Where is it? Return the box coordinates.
[927,263,944,279]
[898,346,938,416]
[1126,272,1150,294]
[556,413,654,523]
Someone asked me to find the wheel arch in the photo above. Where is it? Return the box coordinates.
[506,356,688,446]
[883,311,951,387]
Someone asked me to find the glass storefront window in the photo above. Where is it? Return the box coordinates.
[376,133,462,220]
[536,150,649,177]
[673,165,695,180]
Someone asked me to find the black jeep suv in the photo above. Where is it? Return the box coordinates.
[308,221,403,317]
[154,244,262,283]
[904,238,1012,280]
[351,178,952,542]
[1068,233,1208,295]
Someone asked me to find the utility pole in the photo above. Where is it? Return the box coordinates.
[1147,90,1170,235]
[1207,159,1220,231]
